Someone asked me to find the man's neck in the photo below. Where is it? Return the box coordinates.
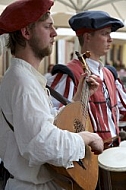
[15,50,41,70]
[81,48,101,62]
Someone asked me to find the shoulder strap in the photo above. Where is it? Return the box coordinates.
[1,86,71,132]
[1,110,14,132]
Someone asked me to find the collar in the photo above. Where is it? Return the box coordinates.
[86,58,103,78]
[11,57,47,88]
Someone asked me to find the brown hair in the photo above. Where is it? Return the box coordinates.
[78,31,95,47]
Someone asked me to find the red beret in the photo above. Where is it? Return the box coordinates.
[0,0,54,35]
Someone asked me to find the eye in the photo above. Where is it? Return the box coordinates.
[102,31,110,36]
[45,25,50,28]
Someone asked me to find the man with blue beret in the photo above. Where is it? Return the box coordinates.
[48,10,126,189]
[0,1,104,190]
[49,9,126,143]
[68,10,126,145]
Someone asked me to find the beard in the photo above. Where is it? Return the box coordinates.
[28,34,52,60]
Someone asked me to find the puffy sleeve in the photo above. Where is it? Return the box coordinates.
[47,73,75,109]
[116,79,126,110]
[12,87,85,169]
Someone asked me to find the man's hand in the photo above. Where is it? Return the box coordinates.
[73,73,99,101]
[78,131,104,155]
[86,74,99,96]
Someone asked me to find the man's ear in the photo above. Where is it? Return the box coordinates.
[21,27,31,40]
[83,32,92,43]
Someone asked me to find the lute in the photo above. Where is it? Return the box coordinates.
[48,51,98,190]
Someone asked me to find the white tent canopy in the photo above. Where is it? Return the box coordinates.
[0,0,126,29]
[0,0,126,38]
[51,0,126,29]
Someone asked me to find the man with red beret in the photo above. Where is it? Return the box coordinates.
[0,1,103,190]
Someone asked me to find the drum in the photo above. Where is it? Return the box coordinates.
[120,140,126,147]
[98,147,126,190]
[119,121,126,131]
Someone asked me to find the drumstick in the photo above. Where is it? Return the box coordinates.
[103,135,118,144]
[103,131,126,144]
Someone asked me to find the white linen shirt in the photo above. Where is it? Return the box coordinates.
[0,58,85,190]
[86,58,117,137]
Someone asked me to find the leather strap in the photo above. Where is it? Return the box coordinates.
[1,110,14,132]
[1,85,71,132]
[46,85,71,105]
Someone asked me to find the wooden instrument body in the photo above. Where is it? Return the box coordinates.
[50,101,98,190]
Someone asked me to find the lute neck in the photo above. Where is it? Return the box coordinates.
[75,51,91,128]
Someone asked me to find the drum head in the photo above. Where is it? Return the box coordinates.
[98,147,126,171]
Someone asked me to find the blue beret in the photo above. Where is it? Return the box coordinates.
[69,11,124,36]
